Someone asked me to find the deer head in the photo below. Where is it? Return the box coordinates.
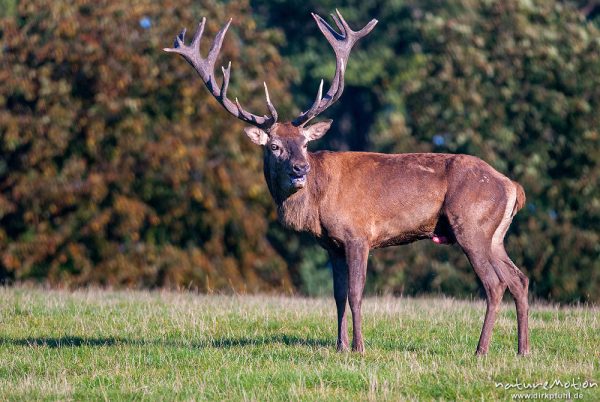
[164,10,377,195]
[245,121,333,197]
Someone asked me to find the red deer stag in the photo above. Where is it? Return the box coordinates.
[164,10,530,355]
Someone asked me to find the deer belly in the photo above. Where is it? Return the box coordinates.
[369,217,438,248]
[369,212,455,248]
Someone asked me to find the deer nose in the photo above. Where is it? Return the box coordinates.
[292,162,310,175]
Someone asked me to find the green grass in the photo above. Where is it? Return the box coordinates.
[0,287,598,401]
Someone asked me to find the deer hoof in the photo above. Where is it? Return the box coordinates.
[337,340,349,352]
[352,344,365,354]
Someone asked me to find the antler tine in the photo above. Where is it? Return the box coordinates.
[331,11,348,37]
[335,9,378,42]
[221,61,231,98]
[311,13,344,44]
[263,82,278,122]
[164,18,278,130]
[304,79,324,115]
[206,19,232,75]
[293,10,377,127]
[191,18,206,51]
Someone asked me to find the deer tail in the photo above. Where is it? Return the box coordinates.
[511,181,526,217]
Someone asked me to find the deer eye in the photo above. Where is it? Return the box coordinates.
[270,144,280,152]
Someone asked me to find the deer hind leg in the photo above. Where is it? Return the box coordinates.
[461,246,506,355]
[445,177,516,355]
[490,245,530,355]
[452,180,530,356]
[488,188,530,356]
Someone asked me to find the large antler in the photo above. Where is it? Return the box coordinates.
[292,10,377,127]
[164,18,278,130]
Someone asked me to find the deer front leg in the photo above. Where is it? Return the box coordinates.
[345,239,369,353]
[329,250,349,351]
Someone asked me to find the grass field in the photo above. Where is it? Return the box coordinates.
[0,287,598,401]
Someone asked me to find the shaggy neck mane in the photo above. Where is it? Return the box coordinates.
[264,153,324,236]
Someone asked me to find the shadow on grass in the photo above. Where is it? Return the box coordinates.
[209,334,331,348]
[1,336,129,348]
[0,334,332,349]
[0,335,444,354]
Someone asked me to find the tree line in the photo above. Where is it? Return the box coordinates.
[1,0,598,302]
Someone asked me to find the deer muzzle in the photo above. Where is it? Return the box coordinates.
[289,164,310,189]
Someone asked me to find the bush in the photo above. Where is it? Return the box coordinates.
[0,0,296,291]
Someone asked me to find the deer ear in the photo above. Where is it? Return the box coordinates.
[303,120,333,141]
[244,126,269,146]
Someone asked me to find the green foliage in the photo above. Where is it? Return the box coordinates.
[1,0,598,302]
[397,0,600,303]
[0,0,296,291]
[0,0,16,18]
[0,288,598,399]
[297,246,331,297]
